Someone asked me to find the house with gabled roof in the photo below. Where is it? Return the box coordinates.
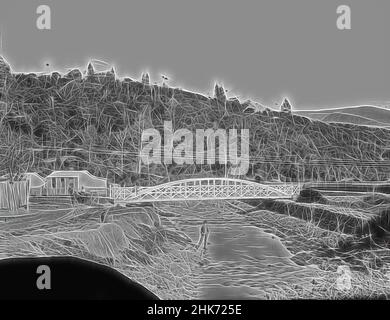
[0,172,46,196]
[45,170,107,196]
[24,172,46,196]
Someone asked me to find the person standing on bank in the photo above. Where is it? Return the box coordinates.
[196,220,210,250]
[68,183,75,206]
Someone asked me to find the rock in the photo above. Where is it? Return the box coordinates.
[133,212,154,226]
[147,210,162,227]
[296,188,326,203]
[118,208,154,227]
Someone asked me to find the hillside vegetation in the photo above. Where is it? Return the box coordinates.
[1,56,390,184]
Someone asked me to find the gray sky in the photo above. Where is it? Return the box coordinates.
[0,0,389,109]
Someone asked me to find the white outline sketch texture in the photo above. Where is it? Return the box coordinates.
[0,54,389,300]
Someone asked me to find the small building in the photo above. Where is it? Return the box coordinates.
[0,172,46,196]
[0,180,30,212]
[45,170,108,196]
[24,173,46,196]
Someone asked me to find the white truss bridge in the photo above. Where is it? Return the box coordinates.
[110,178,301,204]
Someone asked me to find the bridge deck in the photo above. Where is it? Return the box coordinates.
[110,178,301,204]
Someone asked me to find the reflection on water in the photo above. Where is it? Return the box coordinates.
[168,203,316,299]
[210,226,292,262]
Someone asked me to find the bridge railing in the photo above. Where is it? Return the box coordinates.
[110,178,302,204]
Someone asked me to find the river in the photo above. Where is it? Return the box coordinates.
[165,202,318,299]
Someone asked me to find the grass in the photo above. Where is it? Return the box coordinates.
[240,207,390,299]
[1,197,389,299]
[235,188,390,299]
[254,198,370,234]
[0,203,202,299]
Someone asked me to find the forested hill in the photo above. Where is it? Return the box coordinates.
[1,56,389,184]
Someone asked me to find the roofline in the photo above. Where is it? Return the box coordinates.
[46,170,107,183]
[25,172,46,180]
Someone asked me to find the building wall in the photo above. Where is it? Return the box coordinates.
[46,177,78,195]
[30,187,42,196]
[45,173,107,196]
[0,181,29,211]
[79,173,107,189]
[27,174,45,189]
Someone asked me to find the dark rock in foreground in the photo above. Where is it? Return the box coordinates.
[0,256,159,300]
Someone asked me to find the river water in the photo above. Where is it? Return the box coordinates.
[166,202,317,299]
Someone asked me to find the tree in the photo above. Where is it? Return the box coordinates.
[214,83,226,103]
[0,139,29,182]
[280,98,292,113]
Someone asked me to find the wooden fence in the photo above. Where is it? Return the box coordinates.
[0,180,30,212]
